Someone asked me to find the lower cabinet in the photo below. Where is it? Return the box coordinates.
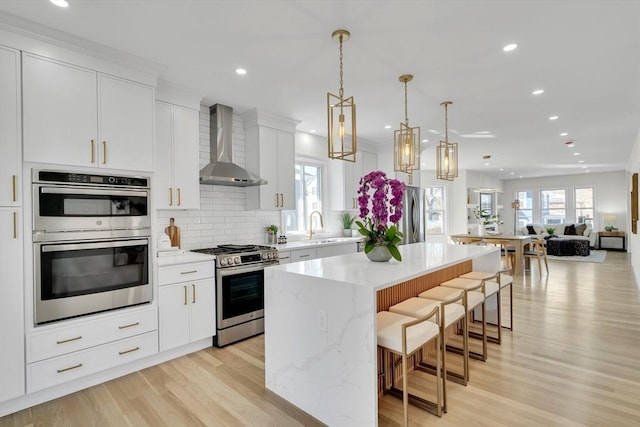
[158,262,216,352]
[290,248,317,262]
[25,305,158,393]
[316,243,358,258]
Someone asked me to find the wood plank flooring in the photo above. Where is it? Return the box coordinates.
[1,251,639,426]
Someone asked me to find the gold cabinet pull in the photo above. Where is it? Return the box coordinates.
[12,175,17,202]
[102,141,107,164]
[118,321,140,330]
[275,193,279,207]
[57,363,82,374]
[192,284,196,303]
[180,270,198,275]
[56,335,82,344]
[169,187,173,206]
[13,212,17,239]
[183,285,188,305]
[177,188,181,206]
[118,346,140,355]
[90,140,95,163]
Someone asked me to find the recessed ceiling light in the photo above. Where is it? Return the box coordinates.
[560,132,568,136]
[309,129,316,133]
[532,89,544,95]
[519,176,523,178]
[461,134,495,139]
[510,172,515,175]
[50,0,69,7]
[428,129,440,134]
[573,152,580,156]
[578,160,584,163]
[503,43,518,52]
[384,125,392,129]
[235,68,247,75]
[499,168,504,171]
[421,139,429,143]
[475,131,492,134]
[582,166,587,169]
[549,115,559,120]
[484,163,490,166]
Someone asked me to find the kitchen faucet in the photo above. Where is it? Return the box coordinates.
[309,210,323,240]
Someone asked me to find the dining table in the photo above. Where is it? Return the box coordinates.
[449,233,533,276]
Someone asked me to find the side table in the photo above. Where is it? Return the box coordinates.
[598,231,626,251]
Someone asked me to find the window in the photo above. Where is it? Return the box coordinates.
[425,187,445,235]
[515,190,533,228]
[574,187,594,225]
[283,160,323,233]
[540,189,566,224]
[479,193,494,216]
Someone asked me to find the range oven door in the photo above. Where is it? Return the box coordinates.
[34,238,152,325]
[216,263,275,330]
[33,185,150,240]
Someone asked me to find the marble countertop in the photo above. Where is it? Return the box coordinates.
[155,251,215,266]
[268,242,497,291]
[271,236,363,251]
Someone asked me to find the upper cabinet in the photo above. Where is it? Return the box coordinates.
[22,53,154,172]
[243,109,298,210]
[0,46,21,206]
[154,101,200,209]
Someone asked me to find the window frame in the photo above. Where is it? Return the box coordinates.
[424,186,446,235]
[282,157,327,234]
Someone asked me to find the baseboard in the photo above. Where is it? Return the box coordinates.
[0,338,212,417]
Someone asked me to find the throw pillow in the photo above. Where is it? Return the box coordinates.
[564,224,577,235]
[527,225,537,235]
[575,223,587,236]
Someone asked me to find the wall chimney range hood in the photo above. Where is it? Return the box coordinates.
[199,104,267,186]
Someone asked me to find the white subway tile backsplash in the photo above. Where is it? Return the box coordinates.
[157,104,279,250]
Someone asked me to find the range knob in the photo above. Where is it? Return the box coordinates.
[233,256,241,265]
[219,258,228,266]
[262,253,268,260]
[268,252,274,260]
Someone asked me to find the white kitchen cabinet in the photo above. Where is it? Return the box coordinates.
[316,243,358,259]
[154,101,200,209]
[277,250,291,264]
[0,46,21,207]
[245,126,295,210]
[0,208,24,402]
[290,248,317,262]
[158,262,216,351]
[22,53,154,172]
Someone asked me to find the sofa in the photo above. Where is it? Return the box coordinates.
[521,223,596,248]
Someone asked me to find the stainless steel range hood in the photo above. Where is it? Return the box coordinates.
[199,104,266,186]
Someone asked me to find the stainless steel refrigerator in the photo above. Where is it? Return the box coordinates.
[399,186,425,244]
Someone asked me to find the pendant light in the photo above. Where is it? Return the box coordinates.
[436,101,458,181]
[393,74,420,181]
[327,29,357,162]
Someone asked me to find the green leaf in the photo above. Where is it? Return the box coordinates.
[364,240,376,253]
[387,244,402,261]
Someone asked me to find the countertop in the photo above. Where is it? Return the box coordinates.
[271,236,363,251]
[269,242,497,291]
[155,251,215,266]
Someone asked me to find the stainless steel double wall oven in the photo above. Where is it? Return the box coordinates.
[32,170,152,325]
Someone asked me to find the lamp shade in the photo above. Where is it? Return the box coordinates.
[603,214,617,224]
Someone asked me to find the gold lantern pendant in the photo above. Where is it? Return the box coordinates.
[393,74,420,183]
[327,29,357,162]
[436,101,459,181]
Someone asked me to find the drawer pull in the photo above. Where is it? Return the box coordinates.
[180,270,198,275]
[192,284,196,303]
[56,336,82,344]
[184,285,188,305]
[57,363,82,373]
[299,254,310,258]
[118,322,140,330]
[118,346,140,355]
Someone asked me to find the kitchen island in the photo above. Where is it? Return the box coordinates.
[264,242,499,427]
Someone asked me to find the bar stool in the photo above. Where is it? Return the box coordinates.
[437,277,490,361]
[377,309,442,426]
[389,295,466,413]
[460,268,514,332]
[417,286,470,383]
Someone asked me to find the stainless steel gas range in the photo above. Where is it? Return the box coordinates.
[191,244,279,347]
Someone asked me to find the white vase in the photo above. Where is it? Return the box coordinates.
[365,245,392,262]
[343,229,352,237]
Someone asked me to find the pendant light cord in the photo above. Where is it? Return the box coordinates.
[338,34,344,99]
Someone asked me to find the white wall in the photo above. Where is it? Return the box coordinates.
[626,129,640,284]
[501,171,627,238]
[157,105,280,250]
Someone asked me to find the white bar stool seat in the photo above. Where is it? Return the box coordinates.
[377,310,442,426]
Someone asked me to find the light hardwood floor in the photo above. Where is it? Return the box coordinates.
[1,251,639,426]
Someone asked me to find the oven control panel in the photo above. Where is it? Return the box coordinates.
[216,249,279,267]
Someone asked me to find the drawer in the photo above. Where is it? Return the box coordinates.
[278,250,291,264]
[158,261,215,285]
[27,331,158,393]
[291,248,317,262]
[27,306,157,363]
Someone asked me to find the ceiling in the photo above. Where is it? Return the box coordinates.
[1,0,639,180]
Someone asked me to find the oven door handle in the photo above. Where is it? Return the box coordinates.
[217,262,279,276]
[39,187,148,197]
[40,238,149,252]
